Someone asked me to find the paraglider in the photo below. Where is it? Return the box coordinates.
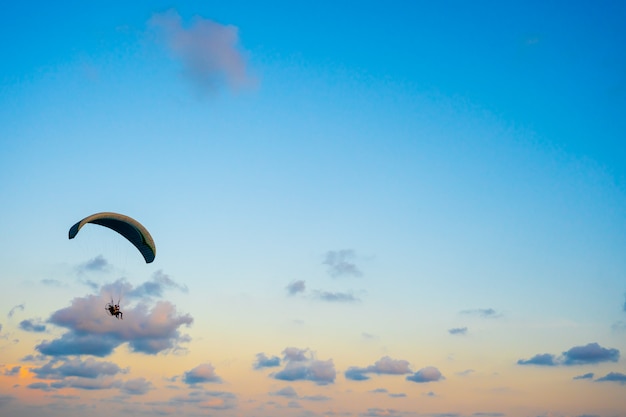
[105,298,123,320]
[68,212,156,263]
[69,212,156,320]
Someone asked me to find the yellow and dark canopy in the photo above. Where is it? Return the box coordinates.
[69,212,156,263]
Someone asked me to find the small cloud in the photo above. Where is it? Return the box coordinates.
[456,369,475,376]
[517,353,558,366]
[120,377,153,395]
[406,367,444,383]
[270,386,297,398]
[313,290,360,303]
[518,343,619,367]
[573,372,594,380]
[345,356,412,381]
[78,255,110,273]
[459,308,501,318]
[148,9,255,95]
[423,391,437,397]
[323,249,362,278]
[41,279,63,287]
[286,280,306,296]
[612,321,626,332]
[8,304,25,318]
[254,353,281,369]
[183,364,222,384]
[0,395,15,406]
[3,365,20,376]
[369,388,388,394]
[31,357,123,379]
[595,372,626,385]
[389,392,407,398]
[622,293,626,312]
[127,270,188,299]
[19,319,46,333]
[562,343,619,365]
[272,347,336,385]
[448,327,467,335]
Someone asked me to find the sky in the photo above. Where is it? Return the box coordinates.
[1,1,626,416]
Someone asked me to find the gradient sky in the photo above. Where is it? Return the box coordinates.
[1,2,626,417]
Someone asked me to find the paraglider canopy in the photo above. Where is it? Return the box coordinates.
[69,212,156,263]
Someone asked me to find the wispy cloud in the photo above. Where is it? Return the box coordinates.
[345,356,412,381]
[459,308,502,318]
[313,290,360,303]
[448,327,468,335]
[270,386,298,398]
[8,303,25,318]
[573,372,594,380]
[2,365,21,376]
[31,357,123,380]
[149,9,254,95]
[323,249,362,278]
[518,343,620,366]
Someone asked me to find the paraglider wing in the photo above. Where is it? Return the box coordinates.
[69,212,156,263]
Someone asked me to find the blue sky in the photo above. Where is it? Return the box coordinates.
[1,2,626,417]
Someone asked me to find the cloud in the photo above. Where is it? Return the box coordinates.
[270,386,298,398]
[254,353,281,369]
[183,364,222,384]
[0,395,14,406]
[323,250,362,278]
[517,353,558,366]
[573,372,594,380]
[41,278,63,287]
[149,9,254,95]
[448,327,468,335]
[595,372,626,385]
[272,347,336,385]
[36,283,193,357]
[31,358,123,379]
[562,343,619,365]
[8,303,24,318]
[345,356,412,381]
[362,408,401,417]
[518,343,619,367]
[313,290,360,303]
[19,318,46,333]
[459,308,501,318]
[286,280,306,296]
[612,321,626,332]
[121,377,153,395]
[127,270,188,298]
[623,293,626,312]
[29,374,122,391]
[152,390,237,410]
[2,365,20,376]
[406,366,445,383]
[78,255,111,273]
